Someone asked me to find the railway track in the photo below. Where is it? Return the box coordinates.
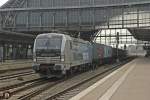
[18,79,63,100]
[0,77,44,91]
[0,78,46,99]
[0,58,133,100]
[48,59,134,100]
[0,70,35,80]
[18,59,132,100]
[0,61,32,66]
[44,62,126,100]
[0,61,32,74]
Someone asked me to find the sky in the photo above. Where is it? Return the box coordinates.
[0,0,9,7]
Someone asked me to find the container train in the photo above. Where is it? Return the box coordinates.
[32,33,126,77]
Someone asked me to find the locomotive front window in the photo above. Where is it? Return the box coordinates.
[35,36,62,57]
[35,39,49,50]
[47,36,62,50]
[35,36,62,50]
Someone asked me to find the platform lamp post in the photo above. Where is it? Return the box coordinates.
[116,32,120,62]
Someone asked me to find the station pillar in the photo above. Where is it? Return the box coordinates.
[116,32,120,63]
[27,44,33,59]
[0,42,4,62]
[12,44,17,60]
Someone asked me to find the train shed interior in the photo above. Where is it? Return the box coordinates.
[0,0,150,59]
[0,1,150,100]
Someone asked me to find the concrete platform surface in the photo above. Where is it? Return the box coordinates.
[70,57,150,100]
[0,59,32,71]
[109,57,150,100]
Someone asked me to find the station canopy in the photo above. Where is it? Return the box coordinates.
[1,0,150,42]
[128,28,150,41]
[0,30,35,43]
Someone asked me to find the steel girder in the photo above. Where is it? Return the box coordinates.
[1,0,150,42]
[0,0,150,32]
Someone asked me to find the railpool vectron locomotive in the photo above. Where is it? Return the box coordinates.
[32,33,126,77]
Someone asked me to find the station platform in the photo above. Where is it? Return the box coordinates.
[70,57,150,100]
[0,59,32,72]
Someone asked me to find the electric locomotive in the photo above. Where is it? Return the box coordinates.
[33,33,93,77]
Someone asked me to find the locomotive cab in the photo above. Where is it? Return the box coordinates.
[32,33,68,77]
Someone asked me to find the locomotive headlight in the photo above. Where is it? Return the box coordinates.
[33,58,37,62]
[61,58,64,61]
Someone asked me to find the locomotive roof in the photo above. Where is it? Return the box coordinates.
[36,33,90,43]
[36,33,71,40]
